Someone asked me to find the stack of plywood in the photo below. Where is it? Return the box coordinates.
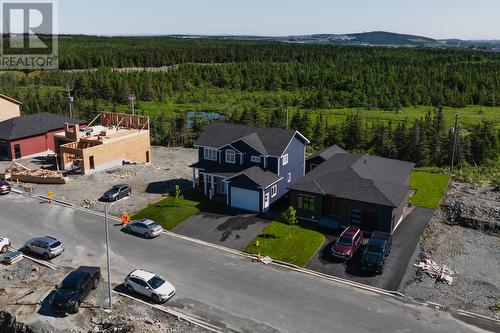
[414,259,455,285]
[4,163,67,184]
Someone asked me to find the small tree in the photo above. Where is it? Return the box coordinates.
[174,185,183,202]
[282,206,297,238]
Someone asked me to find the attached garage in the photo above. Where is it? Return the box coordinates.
[230,187,260,212]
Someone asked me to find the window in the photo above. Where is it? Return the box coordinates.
[13,144,21,159]
[204,148,217,161]
[225,149,236,164]
[251,155,261,163]
[271,185,277,197]
[282,153,288,166]
[287,172,292,183]
[298,194,316,212]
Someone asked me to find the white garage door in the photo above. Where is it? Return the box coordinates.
[230,187,260,212]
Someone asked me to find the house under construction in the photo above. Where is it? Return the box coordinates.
[55,112,151,174]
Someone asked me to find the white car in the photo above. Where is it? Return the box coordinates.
[0,237,10,253]
[124,269,175,303]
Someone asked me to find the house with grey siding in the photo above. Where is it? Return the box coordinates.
[306,144,346,173]
[190,122,309,213]
[289,150,414,233]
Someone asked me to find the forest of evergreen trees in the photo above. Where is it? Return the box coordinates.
[0,36,498,169]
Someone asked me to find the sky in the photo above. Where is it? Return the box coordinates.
[57,0,500,40]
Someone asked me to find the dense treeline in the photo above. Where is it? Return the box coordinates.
[0,37,498,169]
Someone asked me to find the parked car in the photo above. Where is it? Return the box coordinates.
[101,184,131,201]
[0,180,11,194]
[0,237,10,253]
[332,226,364,260]
[124,269,175,303]
[24,236,64,260]
[361,231,392,274]
[125,219,163,238]
[50,266,101,313]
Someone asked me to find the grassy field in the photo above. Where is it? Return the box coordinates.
[132,196,200,230]
[244,221,326,267]
[410,171,451,209]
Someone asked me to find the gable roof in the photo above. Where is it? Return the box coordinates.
[289,153,415,207]
[226,166,282,188]
[0,94,22,105]
[0,112,86,141]
[308,145,347,161]
[194,122,308,156]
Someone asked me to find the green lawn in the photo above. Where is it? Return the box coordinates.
[410,171,451,209]
[244,221,326,267]
[132,196,200,230]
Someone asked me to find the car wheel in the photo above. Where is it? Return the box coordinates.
[127,190,131,196]
[24,246,30,253]
[71,301,80,314]
[43,253,50,260]
[144,232,151,239]
[152,294,160,303]
[0,245,7,253]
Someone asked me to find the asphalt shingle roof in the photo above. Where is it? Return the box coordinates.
[194,122,304,156]
[228,166,281,188]
[308,145,347,161]
[289,153,415,207]
[0,112,86,141]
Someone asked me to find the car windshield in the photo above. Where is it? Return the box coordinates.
[148,275,165,289]
[60,280,79,291]
[50,241,61,248]
[337,236,352,247]
[366,243,383,254]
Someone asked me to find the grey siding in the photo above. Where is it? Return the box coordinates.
[305,156,325,173]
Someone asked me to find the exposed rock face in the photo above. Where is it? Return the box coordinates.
[0,311,34,333]
[441,182,500,235]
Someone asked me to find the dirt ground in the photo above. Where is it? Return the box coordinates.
[0,256,210,333]
[400,182,500,319]
[1,147,197,216]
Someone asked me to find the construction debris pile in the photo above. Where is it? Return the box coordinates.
[1,163,66,184]
[2,252,23,265]
[414,258,455,285]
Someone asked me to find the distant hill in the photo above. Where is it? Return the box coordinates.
[171,31,500,50]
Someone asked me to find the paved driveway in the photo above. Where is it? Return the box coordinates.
[172,212,270,250]
[307,207,435,291]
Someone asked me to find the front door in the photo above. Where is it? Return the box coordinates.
[13,144,21,159]
[264,192,270,209]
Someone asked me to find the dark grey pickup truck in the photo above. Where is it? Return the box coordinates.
[50,266,101,313]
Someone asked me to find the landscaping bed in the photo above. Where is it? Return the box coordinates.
[244,221,326,267]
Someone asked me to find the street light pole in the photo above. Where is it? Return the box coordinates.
[104,201,116,311]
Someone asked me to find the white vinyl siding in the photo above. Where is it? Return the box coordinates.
[226,150,236,164]
[282,154,288,166]
[204,148,217,161]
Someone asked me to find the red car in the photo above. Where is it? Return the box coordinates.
[332,226,364,260]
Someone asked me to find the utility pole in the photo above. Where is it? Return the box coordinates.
[66,85,74,119]
[450,113,460,173]
[285,105,289,129]
[128,94,136,115]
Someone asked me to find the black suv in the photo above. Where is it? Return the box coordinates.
[50,266,101,313]
[360,232,392,274]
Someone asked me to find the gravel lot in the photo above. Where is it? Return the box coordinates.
[0,255,210,332]
[400,182,500,319]
[1,146,197,216]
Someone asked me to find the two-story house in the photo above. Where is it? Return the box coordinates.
[190,122,309,213]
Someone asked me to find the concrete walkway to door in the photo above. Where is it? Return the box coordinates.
[172,211,270,250]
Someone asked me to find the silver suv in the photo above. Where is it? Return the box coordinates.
[24,236,64,260]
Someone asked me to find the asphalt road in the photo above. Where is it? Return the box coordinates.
[0,194,492,333]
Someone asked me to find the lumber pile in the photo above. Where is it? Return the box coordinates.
[414,259,455,285]
[2,251,23,265]
[4,163,67,184]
